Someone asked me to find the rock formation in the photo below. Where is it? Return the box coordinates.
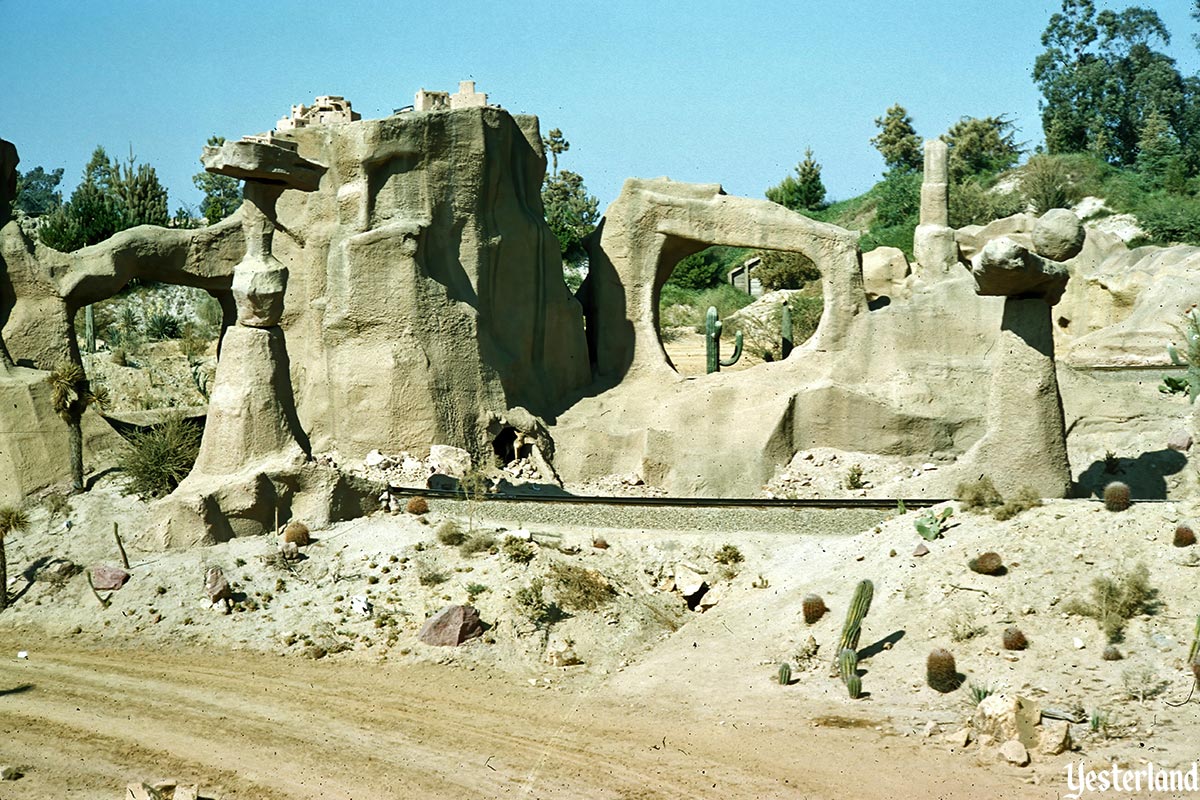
[913,140,957,279]
[579,178,864,381]
[961,235,1072,497]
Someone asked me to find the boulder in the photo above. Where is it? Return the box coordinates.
[973,693,1041,749]
[1168,429,1192,453]
[89,565,129,591]
[862,247,910,300]
[428,445,472,478]
[418,605,483,646]
[1032,209,1085,262]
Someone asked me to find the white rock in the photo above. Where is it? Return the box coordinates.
[349,595,373,616]
[1072,637,1085,650]
[428,444,472,477]
[364,449,389,468]
[999,739,1030,766]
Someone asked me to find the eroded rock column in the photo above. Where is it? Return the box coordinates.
[192,136,322,474]
[968,237,1072,497]
[913,139,957,280]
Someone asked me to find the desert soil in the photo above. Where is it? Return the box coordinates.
[2,480,1200,798]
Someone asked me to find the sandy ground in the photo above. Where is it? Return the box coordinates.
[3,483,1200,797]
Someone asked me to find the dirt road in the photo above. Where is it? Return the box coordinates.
[0,634,1042,799]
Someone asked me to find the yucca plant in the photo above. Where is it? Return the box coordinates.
[0,505,30,611]
[46,360,108,493]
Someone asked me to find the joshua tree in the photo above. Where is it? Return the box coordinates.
[0,506,29,610]
[46,361,108,493]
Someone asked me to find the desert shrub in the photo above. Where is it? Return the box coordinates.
[991,485,1043,521]
[843,464,865,490]
[435,520,466,546]
[859,224,914,260]
[547,562,614,611]
[949,612,985,642]
[1020,154,1078,214]
[753,249,820,292]
[1134,194,1200,246]
[713,544,744,565]
[956,476,1003,513]
[415,557,448,586]
[465,582,488,601]
[145,310,181,341]
[179,323,211,361]
[949,179,1024,228]
[501,535,537,564]
[667,247,736,290]
[514,578,563,626]
[118,416,202,499]
[42,491,70,517]
[1064,563,1155,642]
[459,531,497,557]
[406,496,429,515]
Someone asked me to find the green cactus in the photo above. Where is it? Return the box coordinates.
[836,579,874,657]
[781,301,794,360]
[838,647,857,682]
[1161,308,1200,402]
[778,662,792,685]
[705,306,743,374]
[1188,615,1200,666]
[845,673,862,699]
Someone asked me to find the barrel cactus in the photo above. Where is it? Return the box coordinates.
[802,593,828,625]
[1104,481,1131,512]
[778,662,792,685]
[927,648,960,693]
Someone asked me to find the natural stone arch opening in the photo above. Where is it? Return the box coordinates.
[580,179,865,383]
[76,281,228,425]
[655,246,824,376]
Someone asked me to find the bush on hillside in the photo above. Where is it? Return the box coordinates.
[119,416,202,498]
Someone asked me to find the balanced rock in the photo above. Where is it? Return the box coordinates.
[1032,209,1085,262]
[972,237,1069,304]
[418,604,483,646]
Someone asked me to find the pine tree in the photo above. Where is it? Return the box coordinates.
[1136,109,1188,193]
[871,104,923,174]
[766,148,826,212]
[192,136,242,223]
[114,156,169,228]
[542,128,570,176]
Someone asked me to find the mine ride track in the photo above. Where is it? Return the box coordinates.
[386,485,953,509]
[386,486,1166,509]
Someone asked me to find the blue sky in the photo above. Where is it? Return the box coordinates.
[3,0,1199,213]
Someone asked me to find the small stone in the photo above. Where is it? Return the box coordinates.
[0,765,22,780]
[999,739,1030,767]
[280,541,299,560]
[913,543,930,557]
[889,549,897,557]
[90,564,129,591]
[1039,720,1072,756]
[1072,637,1085,650]
[349,595,373,616]
[1168,429,1192,453]
[125,784,156,800]
[364,449,389,468]
[205,566,231,606]
[944,728,971,749]
[923,720,937,738]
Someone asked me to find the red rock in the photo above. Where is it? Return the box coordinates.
[90,564,129,591]
[418,605,483,646]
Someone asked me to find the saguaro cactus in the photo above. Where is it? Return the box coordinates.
[781,301,794,360]
[705,306,743,374]
[836,579,874,656]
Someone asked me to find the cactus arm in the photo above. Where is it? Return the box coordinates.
[720,330,743,367]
